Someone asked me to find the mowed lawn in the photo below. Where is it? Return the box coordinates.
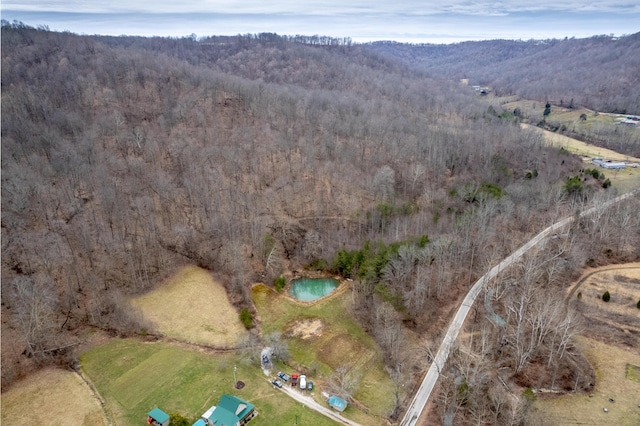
[81,338,337,426]
[253,283,395,424]
[131,266,248,347]
[2,368,108,426]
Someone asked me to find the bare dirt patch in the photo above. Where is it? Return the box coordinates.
[131,266,248,347]
[1,368,108,426]
[286,318,325,340]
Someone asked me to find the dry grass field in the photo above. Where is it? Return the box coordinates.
[131,266,248,347]
[520,123,640,193]
[569,264,640,348]
[530,265,640,425]
[1,368,108,426]
[530,337,640,426]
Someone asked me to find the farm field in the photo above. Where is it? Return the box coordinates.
[529,265,640,426]
[252,283,395,425]
[130,266,248,347]
[81,338,338,426]
[1,368,108,426]
[520,123,640,193]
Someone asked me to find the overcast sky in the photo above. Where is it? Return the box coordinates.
[2,1,639,43]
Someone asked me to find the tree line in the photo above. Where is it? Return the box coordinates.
[367,33,640,115]
[1,23,635,423]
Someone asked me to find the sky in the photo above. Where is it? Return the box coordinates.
[2,1,639,43]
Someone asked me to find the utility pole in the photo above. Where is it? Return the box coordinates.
[234,365,237,386]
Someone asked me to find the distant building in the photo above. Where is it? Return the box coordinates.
[147,408,170,426]
[617,115,640,126]
[201,394,255,426]
[591,158,626,169]
[328,395,348,412]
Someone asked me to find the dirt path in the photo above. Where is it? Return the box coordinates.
[565,263,640,301]
[400,189,639,426]
[275,381,363,426]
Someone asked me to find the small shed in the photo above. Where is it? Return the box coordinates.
[192,419,207,426]
[328,395,347,412]
[147,407,170,426]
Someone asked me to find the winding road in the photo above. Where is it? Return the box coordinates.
[399,189,638,426]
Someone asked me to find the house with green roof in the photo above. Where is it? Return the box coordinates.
[201,394,256,426]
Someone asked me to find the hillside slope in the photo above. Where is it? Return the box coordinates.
[3,26,638,424]
[367,33,640,114]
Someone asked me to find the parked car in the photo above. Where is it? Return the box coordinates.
[307,381,313,391]
[291,373,299,386]
[277,372,289,382]
[300,375,307,390]
[272,379,283,388]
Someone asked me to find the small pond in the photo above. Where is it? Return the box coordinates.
[289,278,339,302]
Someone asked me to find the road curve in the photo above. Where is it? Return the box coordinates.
[400,190,638,426]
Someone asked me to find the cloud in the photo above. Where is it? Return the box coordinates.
[4,0,640,16]
[2,2,639,43]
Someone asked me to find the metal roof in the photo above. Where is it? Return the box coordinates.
[328,395,347,412]
[148,407,170,423]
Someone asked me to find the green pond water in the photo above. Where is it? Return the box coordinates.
[289,278,339,302]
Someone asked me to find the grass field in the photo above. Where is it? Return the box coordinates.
[252,283,395,425]
[493,96,640,193]
[569,264,640,348]
[81,338,337,426]
[529,265,640,425]
[520,123,640,193]
[530,336,640,426]
[1,368,108,426]
[130,266,248,347]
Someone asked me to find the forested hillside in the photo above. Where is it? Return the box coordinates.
[368,33,640,114]
[2,22,639,424]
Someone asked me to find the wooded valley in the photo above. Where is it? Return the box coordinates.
[369,33,640,116]
[2,21,639,424]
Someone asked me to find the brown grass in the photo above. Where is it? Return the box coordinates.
[530,337,640,426]
[1,368,108,426]
[569,264,640,344]
[520,123,640,193]
[530,265,640,425]
[131,266,248,347]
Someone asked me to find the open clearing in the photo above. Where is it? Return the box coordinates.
[521,123,640,193]
[530,265,640,425]
[131,266,248,347]
[253,283,394,425]
[569,263,640,348]
[1,368,108,426]
[81,338,337,426]
[530,336,640,426]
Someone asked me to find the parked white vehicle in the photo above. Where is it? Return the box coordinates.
[299,375,307,390]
